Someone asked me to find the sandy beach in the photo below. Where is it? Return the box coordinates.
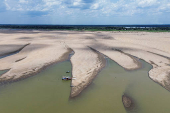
[0,29,170,97]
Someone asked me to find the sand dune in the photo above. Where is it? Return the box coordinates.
[0,30,170,97]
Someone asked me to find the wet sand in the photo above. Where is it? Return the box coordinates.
[0,29,170,97]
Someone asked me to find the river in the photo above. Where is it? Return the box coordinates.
[0,58,170,113]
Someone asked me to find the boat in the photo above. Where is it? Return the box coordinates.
[62,76,72,80]
[66,71,70,73]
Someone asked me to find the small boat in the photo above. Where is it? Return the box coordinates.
[62,76,72,80]
[66,71,70,73]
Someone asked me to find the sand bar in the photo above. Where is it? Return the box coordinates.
[0,30,170,97]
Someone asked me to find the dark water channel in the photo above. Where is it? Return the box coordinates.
[0,59,170,113]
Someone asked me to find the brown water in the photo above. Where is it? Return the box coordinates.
[0,59,170,113]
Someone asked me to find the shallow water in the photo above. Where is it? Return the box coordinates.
[0,59,170,113]
[0,70,8,76]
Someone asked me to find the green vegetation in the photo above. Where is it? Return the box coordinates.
[84,27,170,32]
[0,25,170,32]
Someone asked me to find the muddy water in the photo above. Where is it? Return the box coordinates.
[0,59,170,113]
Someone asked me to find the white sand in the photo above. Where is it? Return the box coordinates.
[67,44,105,97]
[0,30,170,97]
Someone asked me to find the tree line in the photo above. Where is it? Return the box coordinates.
[0,25,170,32]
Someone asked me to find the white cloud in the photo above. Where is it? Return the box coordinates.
[72,0,82,6]
[137,0,158,7]
[43,0,62,7]
[19,0,28,4]
[2,0,170,17]
[90,3,99,9]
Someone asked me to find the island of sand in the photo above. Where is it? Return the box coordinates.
[0,29,170,97]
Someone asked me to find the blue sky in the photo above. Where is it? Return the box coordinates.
[0,0,170,25]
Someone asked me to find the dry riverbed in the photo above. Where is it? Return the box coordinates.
[0,29,170,97]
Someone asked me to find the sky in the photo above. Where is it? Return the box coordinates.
[0,0,170,25]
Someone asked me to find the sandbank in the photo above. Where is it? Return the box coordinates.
[0,30,170,97]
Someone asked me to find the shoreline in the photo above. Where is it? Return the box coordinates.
[0,48,73,84]
[110,48,142,71]
[70,47,106,98]
[0,29,170,97]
